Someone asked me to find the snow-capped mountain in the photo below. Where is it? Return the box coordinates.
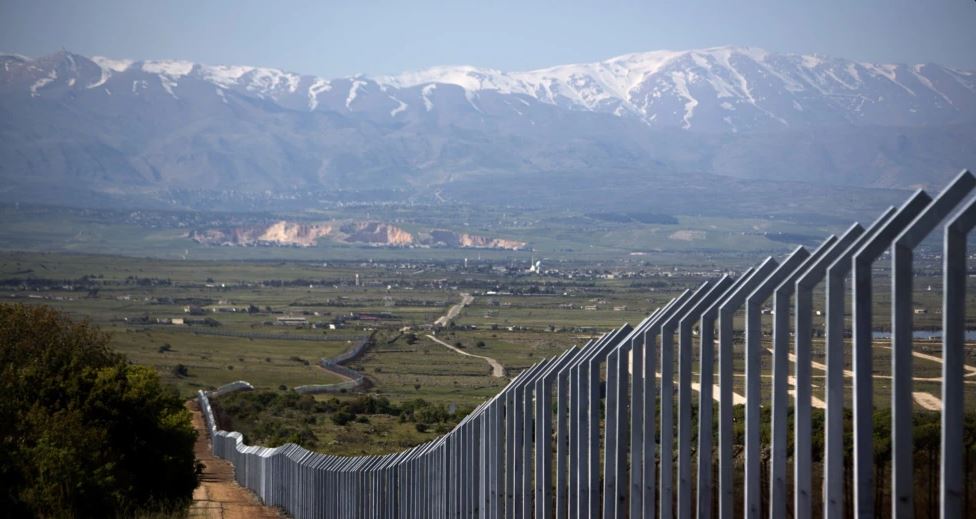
[1,47,975,208]
[5,47,975,131]
[382,47,976,131]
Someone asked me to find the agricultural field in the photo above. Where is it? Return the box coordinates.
[2,247,976,456]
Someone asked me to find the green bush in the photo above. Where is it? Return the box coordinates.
[0,304,198,517]
[332,410,356,426]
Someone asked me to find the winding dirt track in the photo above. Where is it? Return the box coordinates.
[428,292,506,377]
[186,401,282,519]
[427,334,506,377]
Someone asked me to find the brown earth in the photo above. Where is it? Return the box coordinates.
[186,400,282,519]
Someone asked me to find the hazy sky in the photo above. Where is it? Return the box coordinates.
[2,0,975,77]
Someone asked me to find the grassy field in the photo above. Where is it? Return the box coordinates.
[2,248,975,456]
[0,202,845,263]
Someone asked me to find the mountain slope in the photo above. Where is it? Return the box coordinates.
[382,47,976,131]
[1,47,974,209]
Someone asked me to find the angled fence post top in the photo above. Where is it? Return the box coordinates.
[746,246,811,305]
[853,189,933,268]
[948,194,976,233]
[719,256,780,313]
[646,290,692,336]
[663,280,715,330]
[795,222,867,290]
[700,267,755,321]
[895,169,975,249]
[773,235,838,296]
[679,274,734,328]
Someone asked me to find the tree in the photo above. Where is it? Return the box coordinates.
[0,304,199,517]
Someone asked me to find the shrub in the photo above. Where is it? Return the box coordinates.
[0,304,198,517]
[331,410,355,426]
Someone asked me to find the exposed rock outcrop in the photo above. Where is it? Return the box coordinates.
[191,220,524,250]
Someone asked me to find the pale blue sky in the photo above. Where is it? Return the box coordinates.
[2,0,975,77]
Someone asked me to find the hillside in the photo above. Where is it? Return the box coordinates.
[1,47,974,211]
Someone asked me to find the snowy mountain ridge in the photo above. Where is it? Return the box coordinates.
[2,46,976,205]
[4,46,975,132]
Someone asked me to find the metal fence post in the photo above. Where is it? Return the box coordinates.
[766,236,838,519]
[942,195,976,518]
[850,190,931,516]
[644,293,692,518]
[661,281,715,519]
[744,247,811,518]
[717,257,779,519]
[677,276,735,519]
[695,267,756,519]
[891,170,975,518]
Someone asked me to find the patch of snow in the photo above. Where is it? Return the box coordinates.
[861,63,916,96]
[67,78,75,87]
[720,101,735,110]
[307,78,332,110]
[239,68,301,96]
[389,96,407,117]
[158,75,178,98]
[464,90,483,113]
[215,87,227,104]
[0,52,30,61]
[801,55,823,69]
[422,83,437,111]
[709,47,757,102]
[942,67,976,93]
[825,69,858,90]
[201,64,254,88]
[92,56,133,72]
[912,64,954,107]
[669,71,698,129]
[141,60,194,77]
[30,70,56,97]
[88,68,111,88]
[345,79,366,108]
[792,100,804,111]
[378,49,683,117]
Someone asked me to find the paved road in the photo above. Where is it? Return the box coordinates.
[186,401,282,519]
[427,333,505,378]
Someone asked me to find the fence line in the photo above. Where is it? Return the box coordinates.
[295,336,372,394]
[196,169,974,518]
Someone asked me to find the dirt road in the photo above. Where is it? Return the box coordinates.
[434,292,474,327]
[427,334,506,378]
[186,401,282,519]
